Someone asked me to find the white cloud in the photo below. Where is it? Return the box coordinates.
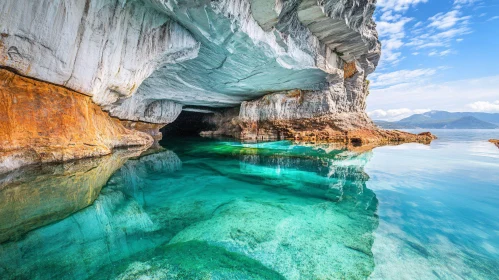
[377,18,412,35]
[367,76,499,113]
[377,17,413,66]
[428,49,452,56]
[468,101,499,112]
[377,0,428,12]
[429,10,470,30]
[453,0,478,7]
[439,49,452,56]
[368,108,431,121]
[370,68,436,88]
[487,16,499,21]
[403,4,473,57]
[380,11,402,22]
[375,0,474,66]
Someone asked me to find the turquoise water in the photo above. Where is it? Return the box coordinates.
[0,130,498,279]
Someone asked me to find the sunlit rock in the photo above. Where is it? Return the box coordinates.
[0,0,198,118]
[0,70,153,173]
[0,0,429,172]
[489,139,499,149]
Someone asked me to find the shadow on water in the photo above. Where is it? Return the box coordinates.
[0,137,379,279]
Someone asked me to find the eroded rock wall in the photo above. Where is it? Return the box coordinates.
[0,0,198,123]
[0,0,431,170]
[0,0,379,121]
[0,69,153,173]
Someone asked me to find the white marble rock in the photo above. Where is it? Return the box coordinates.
[0,0,380,124]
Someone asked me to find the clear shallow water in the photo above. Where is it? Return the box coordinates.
[0,130,498,279]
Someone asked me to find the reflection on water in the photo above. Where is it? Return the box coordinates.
[1,131,498,279]
[0,139,378,279]
[367,130,499,279]
[0,148,145,244]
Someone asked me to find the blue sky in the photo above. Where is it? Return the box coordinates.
[367,0,499,121]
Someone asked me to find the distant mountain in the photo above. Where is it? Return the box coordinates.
[375,111,499,129]
[399,111,499,125]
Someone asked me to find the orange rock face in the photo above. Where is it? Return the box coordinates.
[0,69,153,173]
[238,117,436,146]
[490,139,499,149]
[344,61,358,79]
[121,121,166,142]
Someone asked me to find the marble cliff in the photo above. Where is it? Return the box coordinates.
[0,0,433,171]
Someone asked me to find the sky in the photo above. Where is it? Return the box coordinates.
[366,0,499,121]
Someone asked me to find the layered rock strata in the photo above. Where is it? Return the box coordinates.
[201,88,436,145]
[0,69,153,174]
[0,0,432,169]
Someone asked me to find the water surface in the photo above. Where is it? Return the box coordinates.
[0,130,497,279]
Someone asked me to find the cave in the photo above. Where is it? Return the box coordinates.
[160,110,214,138]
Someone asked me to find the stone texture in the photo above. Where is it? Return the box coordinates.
[200,107,243,139]
[0,0,378,120]
[201,100,436,147]
[121,121,166,142]
[0,0,430,163]
[0,69,153,173]
[0,0,198,122]
[297,0,378,62]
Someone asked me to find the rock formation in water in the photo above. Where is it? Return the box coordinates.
[0,0,433,170]
[490,139,499,149]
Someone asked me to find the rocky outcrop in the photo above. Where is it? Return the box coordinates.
[490,139,499,149]
[201,88,436,146]
[0,69,153,173]
[0,0,199,123]
[121,121,166,142]
[0,0,430,169]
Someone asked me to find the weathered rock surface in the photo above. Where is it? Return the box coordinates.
[202,87,436,146]
[0,69,153,173]
[490,139,499,149]
[0,0,431,169]
[0,0,378,116]
[0,0,199,123]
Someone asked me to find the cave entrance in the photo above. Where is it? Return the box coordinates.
[160,110,214,139]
